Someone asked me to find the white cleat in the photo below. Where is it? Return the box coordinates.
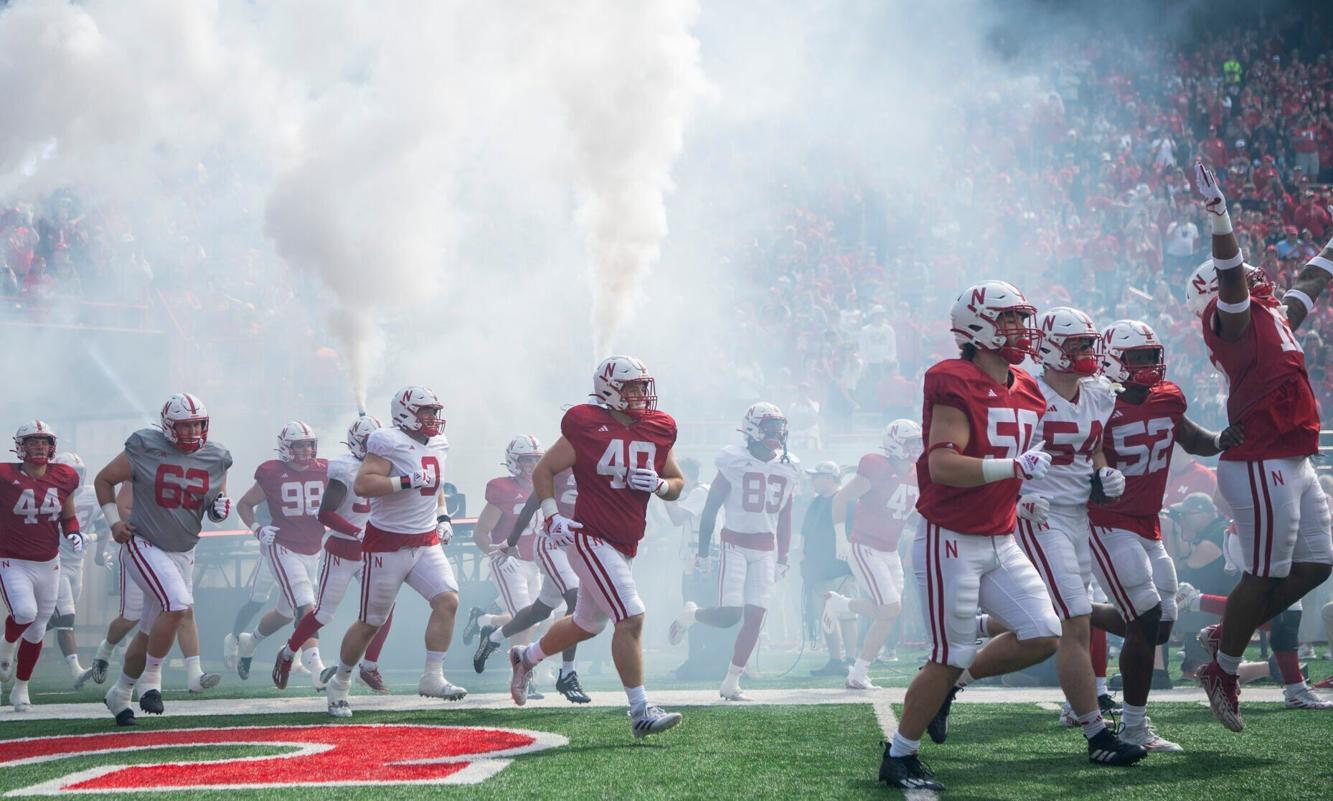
[719,673,751,701]
[1058,701,1078,728]
[630,704,683,739]
[9,681,31,712]
[222,633,239,670]
[235,633,260,680]
[1118,719,1183,752]
[188,672,222,694]
[667,602,697,647]
[822,591,853,633]
[845,674,879,691]
[1284,687,1333,710]
[418,673,467,701]
[508,646,535,707]
[326,676,352,718]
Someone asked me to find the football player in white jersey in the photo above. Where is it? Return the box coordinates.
[272,416,396,693]
[325,387,465,717]
[667,403,800,700]
[999,307,1144,765]
[50,452,109,684]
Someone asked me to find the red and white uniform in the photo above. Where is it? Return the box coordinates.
[913,359,1059,669]
[312,454,373,626]
[1014,375,1116,620]
[254,458,328,617]
[358,427,457,627]
[485,475,541,616]
[562,404,677,633]
[532,470,580,607]
[0,463,77,644]
[1202,296,1331,578]
[712,445,799,610]
[1087,382,1188,622]
[848,453,917,607]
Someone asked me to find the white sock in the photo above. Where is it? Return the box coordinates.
[335,660,355,679]
[249,629,267,643]
[523,641,548,667]
[116,672,136,693]
[560,660,576,678]
[488,627,506,645]
[851,658,871,677]
[956,669,974,688]
[1285,681,1309,696]
[1095,677,1108,696]
[66,653,84,675]
[625,684,647,715]
[1217,651,1243,675]
[140,656,164,692]
[184,655,203,682]
[302,647,324,672]
[888,731,919,758]
[360,660,378,672]
[425,650,445,675]
[96,639,114,662]
[726,662,745,679]
[1076,709,1106,738]
[1121,702,1146,729]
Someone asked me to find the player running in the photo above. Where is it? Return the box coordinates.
[1,422,81,711]
[272,416,396,693]
[325,387,466,717]
[880,281,1062,792]
[49,452,108,685]
[95,393,233,725]
[507,356,686,738]
[666,402,801,701]
[1189,160,1333,732]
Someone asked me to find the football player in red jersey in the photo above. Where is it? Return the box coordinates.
[1189,160,1333,732]
[234,422,329,682]
[1088,320,1241,751]
[508,356,686,739]
[0,422,81,712]
[826,419,920,690]
[881,281,1063,792]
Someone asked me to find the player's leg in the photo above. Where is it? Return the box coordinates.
[225,557,273,669]
[327,550,406,717]
[0,559,41,681]
[406,545,466,700]
[174,608,220,692]
[355,604,395,693]
[5,559,57,711]
[120,539,193,716]
[278,550,348,689]
[239,545,304,677]
[668,542,744,645]
[719,547,776,699]
[54,557,84,682]
[80,552,143,688]
[846,544,902,689]
[1089,527,1163,721]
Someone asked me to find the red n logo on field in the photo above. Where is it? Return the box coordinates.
[1271,470,1285,486]
[0,724,566,796]
[945,541,958,559]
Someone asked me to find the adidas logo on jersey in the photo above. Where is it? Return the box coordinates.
[1111,410,1123,419]
[1046,405,1058,413]
[987,390,998,398]
[597,425,609,432]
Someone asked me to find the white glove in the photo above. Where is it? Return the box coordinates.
[255,525,279,546]
[628,466,668,497]
[436,516,453,545]
[64,532,84,554]
[543,512,582,547]
[489,548,515,575]
[775,561,789,581]
[1098,467,1126,499]
[1194,159,1227,217]
[1013,447,1052,481]
[99,549,116,571]
[1017,494,1050,527]
[208,494,232,522]
[406,469,437,490]
[834,534,851,562]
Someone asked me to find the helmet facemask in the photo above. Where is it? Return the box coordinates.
[15,435,55,466]
[1120,345,1166,387]
[1059,334,1102,376]
[991,307,1042,364]
[616,378,658,416]
[170,419,208,453]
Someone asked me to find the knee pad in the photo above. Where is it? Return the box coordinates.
[49,613,76,632]
[1132,603,1162,642]
[1154,619,1174,646]
[1270,609,1302,652]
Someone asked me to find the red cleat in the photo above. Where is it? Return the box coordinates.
[272,649,293,690]
[1197,624,1221,661]
[359,666,391,695]
[1198,661,1243,732]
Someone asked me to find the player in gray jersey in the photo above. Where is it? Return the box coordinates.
[49,452,109,685]
[93,393,233,726]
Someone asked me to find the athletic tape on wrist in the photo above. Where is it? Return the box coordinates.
[1285,289,1315,314]
[1212,251,1244,270]
[980,457,1016,484]
[1211,210,1233,235]
[1309,255,1333,277]
[540,497,559,518]
[1216,297,1251,313]
[101,503,121,526]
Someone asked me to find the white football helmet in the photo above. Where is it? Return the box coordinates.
[949,280,1041,364]
[13,421,56,465]
[1101,320,1166,387]
[160,393,209,453]
[740,402,788,451]
[504,435,545,477]
[391,386,444,437]
[52,451,85,480]
[277,420,318,464]
[1035,306,1101,375]
[344,415,383,460]
[1185,258,1273,318]
[882,419,923,461]
[592,356,657,415]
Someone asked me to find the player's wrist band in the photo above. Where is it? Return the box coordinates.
[1211,432,1223,450]
[1210,210,1233,234]
[436,513,450,524]
[1309,254,1333,278]
[1286,289,1315,314]
[540,498,559,518]
[1216,297,1250,313]
[980,457,1016,484]
[248,522,260,533]
[395,475,413,491]
[101,503,121,526]
[1212,251,1244,270]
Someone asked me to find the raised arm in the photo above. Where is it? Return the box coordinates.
[1195,159,1250,340]
[1283,218,1333,330]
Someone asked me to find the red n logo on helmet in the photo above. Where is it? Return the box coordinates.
[970,287,986,308]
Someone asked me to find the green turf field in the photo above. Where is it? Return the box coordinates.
[3,702,1332,800]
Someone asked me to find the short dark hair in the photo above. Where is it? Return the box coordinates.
[960,343,978,361]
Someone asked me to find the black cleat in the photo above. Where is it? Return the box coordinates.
[1086,728,1148,766]
[879,744,944,791]
[927,686,961,744]
[556,670,591,704]
[91,658,110,684]
[138,689,164,715]
[461,607,485,646]
[237,656,253,681]
[473,627,501,673]
[113,708,137,727]
[1098,692,1122,716]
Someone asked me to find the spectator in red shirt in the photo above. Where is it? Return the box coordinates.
[1294,194,1331,241]
[1166,454,1218,509]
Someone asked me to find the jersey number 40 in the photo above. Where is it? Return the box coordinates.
[597,439,657,489]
